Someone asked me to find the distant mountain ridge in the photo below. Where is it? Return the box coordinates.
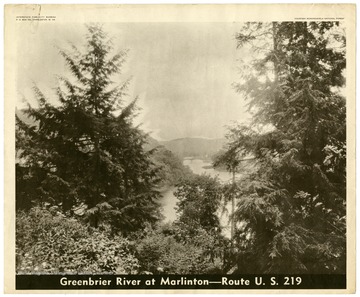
[159,137,225,159]
[16,109,225,160]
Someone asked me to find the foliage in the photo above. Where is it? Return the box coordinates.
[134,223,224,274]
[174,174,223,233]
[16,207,139,274]
[224,21,346,273]
[150,146,194,189]
[15,21,347,276]
[129,174,229,274]
[15,24,161,232]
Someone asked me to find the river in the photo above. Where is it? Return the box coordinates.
[183,159,233,183]
[160,159,239,236]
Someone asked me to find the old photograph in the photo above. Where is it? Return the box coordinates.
[4,4,356,293]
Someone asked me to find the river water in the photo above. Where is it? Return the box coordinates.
[183,159,233,183]
[160,159,238,236]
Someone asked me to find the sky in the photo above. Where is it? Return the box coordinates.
[16,22,251,140]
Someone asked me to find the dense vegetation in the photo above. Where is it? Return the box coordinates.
[17,207,139,274]
[16,22,346,274]
[216,22,346,273]
[150,145,194,189]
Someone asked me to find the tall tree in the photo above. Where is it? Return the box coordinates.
[224,22,346,273]
[16,24,161,233]
[213,126,256,245]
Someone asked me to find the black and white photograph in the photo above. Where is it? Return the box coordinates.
[4,4,356,293]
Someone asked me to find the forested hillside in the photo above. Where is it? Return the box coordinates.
[160,137,225,159]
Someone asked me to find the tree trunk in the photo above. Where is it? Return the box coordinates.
[230,168,236,242]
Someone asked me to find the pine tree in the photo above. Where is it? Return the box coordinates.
[222,22,346,273]
[16,24,161,233]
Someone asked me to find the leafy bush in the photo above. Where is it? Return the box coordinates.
[16,207,139,274]
[134,224,224,274]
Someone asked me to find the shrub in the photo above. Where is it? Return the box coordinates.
[16,207,139,274]
[134,224,223,274]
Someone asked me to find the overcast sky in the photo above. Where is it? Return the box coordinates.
[16,22,251,140]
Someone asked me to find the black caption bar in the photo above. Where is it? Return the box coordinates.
[16,274,346,290]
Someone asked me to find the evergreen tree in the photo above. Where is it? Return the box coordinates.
[16,24,161,233]
[223,22,346,273]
